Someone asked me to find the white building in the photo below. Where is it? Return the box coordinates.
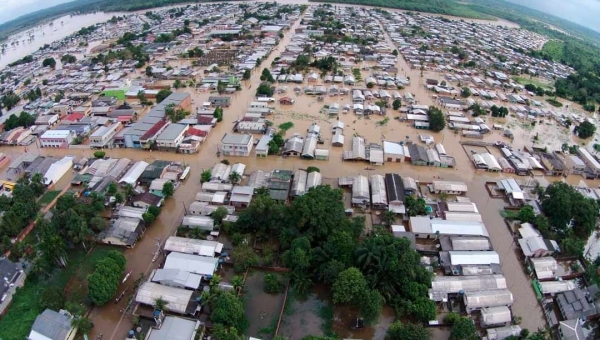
[164,252,219,278]
[89,122,121,148]
[39,130,76,148]
[220,133,253,156]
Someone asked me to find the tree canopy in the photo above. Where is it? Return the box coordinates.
[575,121,596,139]
[156,89,173,103]
[88,251,126,306]
[428,106,446,131]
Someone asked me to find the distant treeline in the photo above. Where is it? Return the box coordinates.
[309,0,495,20]
[0,0,246,42]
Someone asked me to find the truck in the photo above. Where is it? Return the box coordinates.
[256,97,275,103]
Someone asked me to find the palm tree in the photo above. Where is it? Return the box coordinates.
[383,210,395,226]
[154,297,169,311]
[231,275,244,292]
[229,171,242,185]
[355,239,380,273]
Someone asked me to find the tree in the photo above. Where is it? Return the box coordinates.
[229,171,241,184]
[518,205,536,223]
[405,196,428,216]
[42,58,56,69]
[211,291,248,332]
[212,206,228,225]
[243,69,251,80]
[386,321,432,340]
[428,106,446,132]
[60,54,76,64]
[88,251,126,306]
[460,87,471,98]
[201,170,212,183]
[575,121,596,139]
[410,297,436,322]
[232,244,258,273]
[263,274,284,294]
[392,99,401,110]
[71,317,93,335]
[90,216,108,232]
[143,212,156,225]
[156,89,173,103]
[382,210,395,226]
[260,68,274,82]
[40,287,65,311]
[93,151,106,158]
[256,83,274,97]
[360,289,383,325]
[392,49,399,56]
[306,166,320,173]
[214,106,224,122]
[173,79,183,89]
[211,323,244,340]
[162,181,174,198]
[154,297,169,311]
[145,66,153,77]
[468,103,486,117]
[2,92,20,110]
[332,267,367,305]
[450,317,477,340]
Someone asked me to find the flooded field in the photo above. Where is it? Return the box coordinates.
[243,270,287,339]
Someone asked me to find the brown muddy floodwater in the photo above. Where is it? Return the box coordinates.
[0,5,594,340]
[0,12,126,69]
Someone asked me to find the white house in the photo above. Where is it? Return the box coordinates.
[89,122,121,148]
[39,130,76,148]
[220,133,253,156]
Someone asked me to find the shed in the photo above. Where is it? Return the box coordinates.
[306,171,322,190]
[529,257,558,280]
[480,306,512,327]
[151,269,202,290]
[431,181,468,195]
[383,141,404,163]
[385,173,405,214]
[119,161,149,186]
[370,175,387,210]
[485,325,522,340]
[352,175,370,207]
[181,216,215,230]
[464,289,514,312]
[164,236,223,256]
[135,282,197,315]
[291,170,307,197]
[429,275,507,301]
[164,252,219,277]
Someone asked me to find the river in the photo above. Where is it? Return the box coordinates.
[0,12,126,69]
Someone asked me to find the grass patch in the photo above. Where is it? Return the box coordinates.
[500,209,519,220]
[318,304,336,338]
[547,98,563,107]
[38,190,61,205]
[0,247,122,340]
[284,288,296,315]
[278,122,294,131]
[514,76,553,91]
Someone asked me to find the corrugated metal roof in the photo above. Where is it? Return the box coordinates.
[164,252,218,277]
[135,282,193,314]
[481,306,512,326]
[370,174,387,206]
[164,236,222,257]
[449,251,499,265]
[464,289,514,310]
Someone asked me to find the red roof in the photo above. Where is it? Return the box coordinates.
[186,127,208,137]
[117,116,133,122]
[197,116,215,124]
[64,113,84,122]
[140,120,167,141]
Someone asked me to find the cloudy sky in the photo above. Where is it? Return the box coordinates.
[0,0,71,24]
[505,0,600,32]
[1,0,600,32]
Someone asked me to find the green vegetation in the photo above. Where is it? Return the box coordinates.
[450,317,477,340]
[278,122,294,131]
[428,106,446,131]
[386,320,432,340]
[93,151,106,158]
[256,83,274,97]
[87,251,126,306]
[42,57,56,69]
[513,77,553,92]
[307,166,320,173]
[8,55,34,67]
[213,106,223,122]
[263,274,285,294]
[575,121,596,139]
[231,186,434,324]
[38,190,61,206]
[162,181,174,198]
[3,111,36,131]
[546,98,563,108]
[310,0,494,20]
[156,89,173,104]
[540,40,565,62]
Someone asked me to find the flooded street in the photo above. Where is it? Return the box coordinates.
[0,2,593,339]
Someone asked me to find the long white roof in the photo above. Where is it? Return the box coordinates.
[135,282,193,314]
[464,289,514,309]
[449,251,499,265]
[164,252,219,277]
[119,161,149,185]
[164,236,223,257]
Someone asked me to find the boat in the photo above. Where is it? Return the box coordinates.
[122,270,132,283]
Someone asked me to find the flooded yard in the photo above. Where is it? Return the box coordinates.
[243,270,287,339]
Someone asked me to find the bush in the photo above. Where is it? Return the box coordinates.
[39,287,65,311]
[263,274,284,294]
[87,251,126,306]
[444,312,460,325]
[547,98,563,107]
[306,166,320,173]
[93,151,106,158]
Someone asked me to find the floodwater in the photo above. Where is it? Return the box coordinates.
[0,4,594,339]
[243,270,287,339]
[0,12,125,69]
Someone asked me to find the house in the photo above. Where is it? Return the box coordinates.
[28,309,76,340]
[370,175,387,210]
[146,316,202,340]
[385,174,405,214]
[578,148,600,177]
[98,217,144,248]
[44,156,74,185]
[485,326,522,340]
[383,141,404,162]
[279,97,295,105]
[558,318,595,340]
[164,236,223,257]
[409,217,489,239]
[155,124,189,151]
[565,155,586,175]
[230,186,254,209]
[556,288,598,320]
[282,135,304,156]
[208,96,231,107]
[181,215,215,230]
[255,135,272,158]
[352,175,370,207]
[408,144,428,166]
[89,122,121,148]
[220,133,253,156]
[429,275,507,301]
[149,178,172,197]
[517,223,559,257]
[291,170,307,197]
[431,181,468,195]
[39,130,76,148]
[152,269,201,290]
[301,135,318,159]
[464,289,514,312]
[164,252,219,278]
[131,192,163,209]
[135,282,199,315]
[119,161,149,186]
[480,306,512,328]
[343,136,366,161]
